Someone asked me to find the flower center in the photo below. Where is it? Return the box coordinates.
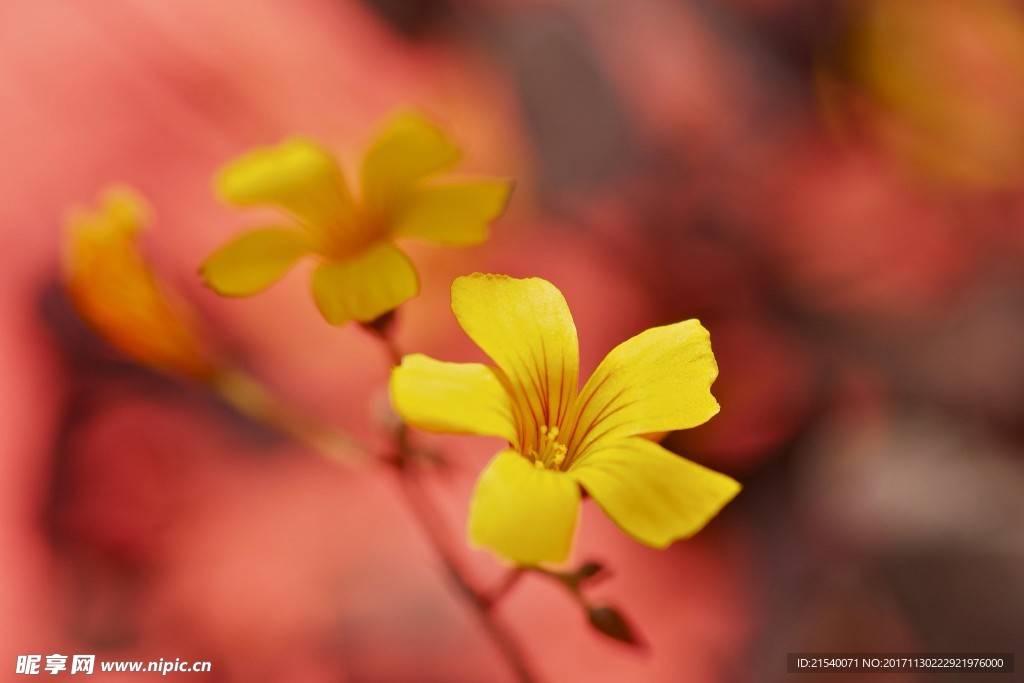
[321,213,384,260]
[531,425,569,471]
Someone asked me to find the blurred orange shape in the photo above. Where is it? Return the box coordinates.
[837,0,1024,188]
[64,186,215,379]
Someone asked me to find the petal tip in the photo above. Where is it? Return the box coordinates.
[197,264,249,298]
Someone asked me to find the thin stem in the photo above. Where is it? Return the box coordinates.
[370,324,542,683]
[483,568,527,609]
[530,566,585,602]
[360,315,403,366]
[380,335,403,367]
[392,461,540,683]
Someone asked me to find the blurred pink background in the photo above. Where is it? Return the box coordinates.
[3,1,1024,681]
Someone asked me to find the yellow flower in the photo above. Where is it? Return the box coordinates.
[201,112,512,325]
[390,274,741,565]
[64,187,214,379]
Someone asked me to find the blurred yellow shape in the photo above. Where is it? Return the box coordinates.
[843,0,1024,188]
[202,112,512,325]
[390,274,740,565]
[64,187,214,379]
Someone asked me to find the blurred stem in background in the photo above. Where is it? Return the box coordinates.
[210,368,370,467]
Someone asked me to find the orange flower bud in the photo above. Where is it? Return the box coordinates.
[63,187,214,380]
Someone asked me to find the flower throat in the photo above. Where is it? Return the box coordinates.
[531,425,569,470]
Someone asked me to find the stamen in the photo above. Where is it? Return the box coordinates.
[529,424,570,471]
[552,448,566,467]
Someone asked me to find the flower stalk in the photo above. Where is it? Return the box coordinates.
[374,325,543,683]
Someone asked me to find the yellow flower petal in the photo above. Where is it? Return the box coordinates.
[216,139,354,231]
[200,228,314,297]
[568,320,720,458]
[451,275,580,448]
[568,438,740,549]
[360,112,461,211]
[469,450,581,565]
[393,180,512,245]
[390,354,516,440]
[310,243,419,325]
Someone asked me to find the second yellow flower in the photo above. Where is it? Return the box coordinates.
[201,112,511,325]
